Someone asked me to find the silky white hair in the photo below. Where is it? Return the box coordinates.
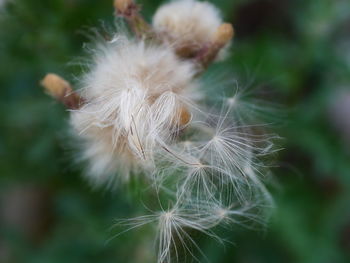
[113,194,267,263]
[71,35,201,187]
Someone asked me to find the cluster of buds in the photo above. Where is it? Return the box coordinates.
[41,0,276,262]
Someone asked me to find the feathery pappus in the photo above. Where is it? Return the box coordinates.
[70,36,200,187]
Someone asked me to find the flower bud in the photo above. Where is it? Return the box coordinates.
[41,73,81,109]
[114,0,134,15]
[214,23,234,47]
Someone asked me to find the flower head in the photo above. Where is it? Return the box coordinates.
[153,0,231,59]
[71,36,200,186]
[42,0,278,262]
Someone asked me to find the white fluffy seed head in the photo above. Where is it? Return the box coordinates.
[153,0,224,56]
[70,35,200,187]
[43,0,277,261]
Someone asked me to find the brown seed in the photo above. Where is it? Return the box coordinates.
[179,107,191,126]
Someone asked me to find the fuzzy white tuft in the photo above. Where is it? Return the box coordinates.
[71,35,200,187]
[113,197,265,263]
[153,0,224,55]
[113,200,219,263]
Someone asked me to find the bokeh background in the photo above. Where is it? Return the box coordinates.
[1,0,350,262]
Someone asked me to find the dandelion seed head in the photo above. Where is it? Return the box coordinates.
[43,0,278,260]
[70,35,201,186]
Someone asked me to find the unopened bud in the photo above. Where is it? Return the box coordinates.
[114,0,134,15]
[195,23,234,69]
[41,73,72,98]
[41,73,82,109]
[214,23,234,46]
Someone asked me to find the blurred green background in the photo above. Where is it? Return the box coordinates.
[0,0,350,262]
